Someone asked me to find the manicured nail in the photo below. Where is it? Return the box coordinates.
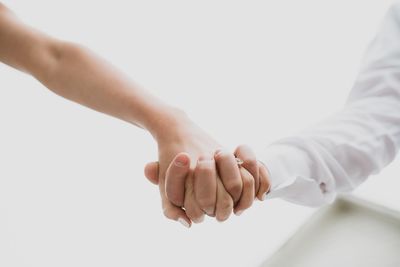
[193,214,205,224]
[177,218,190,228]
[175,155,189,167]
[235,210,244,216]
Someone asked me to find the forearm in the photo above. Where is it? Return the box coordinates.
[0,3,181,139]
[35,41,181,136]
[259,4,400,207]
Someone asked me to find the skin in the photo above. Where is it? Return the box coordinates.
[0,3,270,227]
[145,144,271,222]
[146,123,271,225]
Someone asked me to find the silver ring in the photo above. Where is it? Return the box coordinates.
[236,157,244,166]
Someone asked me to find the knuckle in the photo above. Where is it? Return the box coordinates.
[243,158,257,169]
[219,197,233,212]
[226,181,242,197]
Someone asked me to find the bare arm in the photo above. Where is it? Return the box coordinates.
[0,3,175,137]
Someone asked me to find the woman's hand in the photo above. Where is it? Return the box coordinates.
[147,110,230,226]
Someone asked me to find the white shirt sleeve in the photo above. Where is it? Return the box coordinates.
[259,3,400,207]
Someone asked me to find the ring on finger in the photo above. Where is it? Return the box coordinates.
[235,157,244,167]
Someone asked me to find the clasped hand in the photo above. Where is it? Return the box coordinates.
[144,113,270,227]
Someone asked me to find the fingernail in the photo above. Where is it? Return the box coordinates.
[214,148,223,155]
[214,148,227,157]
[216,214,229,222]
[217,217,227,223]
[261,193,267,201]
[177,218,190,228]
[204,208,214,216]
[175,155,189,167]
[193,214,205,224]
[235,210,244,216]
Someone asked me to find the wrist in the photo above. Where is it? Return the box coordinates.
[0,3,9,14]
[143,105,193,143]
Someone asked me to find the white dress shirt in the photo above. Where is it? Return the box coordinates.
[259,3,400,207]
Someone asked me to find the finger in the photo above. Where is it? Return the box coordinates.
[215,177,234,222]
[194,156,217,216]
[165,153,191,207]
[184,174,205,224]
[159,173,192,228]
[234,167,255,215]
[214,149,242,204]
[257,161,271,201]
[161,194,192,228]
[234,144,260,195]
[144,161,160,185]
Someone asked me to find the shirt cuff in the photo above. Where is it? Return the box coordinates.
[257,143,335,207]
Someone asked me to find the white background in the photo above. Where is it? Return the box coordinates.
[0,0,399,266]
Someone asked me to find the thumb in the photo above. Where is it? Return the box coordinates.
[165,152,191,207]
[144,161,160,185]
